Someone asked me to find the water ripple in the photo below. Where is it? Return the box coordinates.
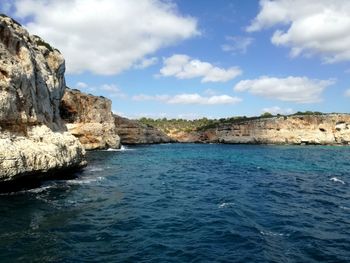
[0,144,349,262]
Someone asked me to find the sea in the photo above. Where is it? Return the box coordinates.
[0,144,349,262]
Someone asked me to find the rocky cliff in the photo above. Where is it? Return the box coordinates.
[0,15,85,184]
[164,114,350,145]
[114,115,173,144]
[60,88,120,150]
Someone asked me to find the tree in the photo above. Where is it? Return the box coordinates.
[260,112,273,118]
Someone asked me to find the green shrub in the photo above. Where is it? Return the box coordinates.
[33,35,54,52]
[260,112,273,118]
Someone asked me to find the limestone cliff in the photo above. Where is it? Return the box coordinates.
[0,15,85,183]
[114,115,173,144]
[164,114,350,145]
[60,88,120,150]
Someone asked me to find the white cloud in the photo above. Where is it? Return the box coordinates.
[132,93,242,105]
[261,106,294,115]
[159,54,242,82]
[247,0,350,63]
[113,111,125,117]
[345,89,350,97]
[126,112,168,119]
[133,57,158,69]
[73,81,96,93]
[234,76,335,103]
[132,94,170,102]
[13,0,198,75]
[72,82,126,98]
[76,82,88,89]
[203,88,218,96]
[100,84,127,98]
[176,113,210,120]
[129,112,213,120]
[222,36,254,54]
[167,94,241,105]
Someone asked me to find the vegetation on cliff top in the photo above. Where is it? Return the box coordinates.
[138,111,330,133]
[0,14,22,27]
[32,35,61,53]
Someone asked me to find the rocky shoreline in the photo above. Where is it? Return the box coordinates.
[160,114,350,145]
[114,115,174,144]
[0,15,85,186]
[0,15,350,189]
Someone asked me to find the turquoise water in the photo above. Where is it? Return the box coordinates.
[0,144,350,262]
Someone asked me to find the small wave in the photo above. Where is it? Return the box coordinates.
[330,177,345,184]
[86,166,104,172]
[218,202,234,208]
[340,206,350,211]
[260,230,286,237]
[103,145,132,152]
[66,176,105,185]
[26,185,55,193]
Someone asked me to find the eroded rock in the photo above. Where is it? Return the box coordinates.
[164,114,350,145]
[114,115,173,144]
[60,88,120,150]
[0,15,85,183]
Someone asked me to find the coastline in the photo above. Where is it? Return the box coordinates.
[0,14,349,191]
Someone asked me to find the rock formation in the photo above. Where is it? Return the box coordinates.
[60,88,120,150]
[114,115,173,144]
[163,114,350,145]
[0,15,85,184]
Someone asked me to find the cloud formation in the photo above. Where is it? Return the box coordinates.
[100,84,127,98]
[261,106,294,115]
[132,93,241,105]
[13,0,198,75]
[76,82,88,89]
[234,76,335,103]
[247,0,350,63]
[73,82,126,98]
[345,89,350,97]
[159,54,242,82]
[222,36,254,54]
[133,57,159,69]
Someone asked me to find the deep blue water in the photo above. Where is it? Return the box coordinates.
[0,144,350,262]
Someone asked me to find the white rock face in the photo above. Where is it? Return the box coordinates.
[212,114,350,145]
[164,114,350,145]
[61,88,120,150]
[0,126,85,181]
[0,15,85,182]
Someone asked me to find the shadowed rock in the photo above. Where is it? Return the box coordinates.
[114,115,174,144]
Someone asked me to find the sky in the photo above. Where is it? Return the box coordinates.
[2,0,350,119]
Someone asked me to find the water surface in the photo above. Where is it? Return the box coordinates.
[0,144,349,262]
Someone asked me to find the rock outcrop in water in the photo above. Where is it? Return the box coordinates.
[163,114,350,145]
[60,88,120,150]
[114,115,173,144]
[0,15,86,183]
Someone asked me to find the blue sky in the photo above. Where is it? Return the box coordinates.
[2,0,350,119]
